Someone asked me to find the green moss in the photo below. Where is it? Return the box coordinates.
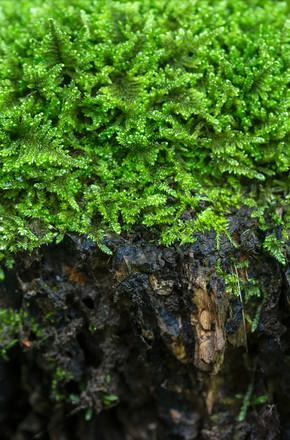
[0,307,42,360]
[0,0,289,264]
[51,366,73,402]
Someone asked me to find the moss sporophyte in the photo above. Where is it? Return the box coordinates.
[0,0,289,269]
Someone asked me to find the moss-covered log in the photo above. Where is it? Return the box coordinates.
[0,0,290,438]
[1,207,289,439]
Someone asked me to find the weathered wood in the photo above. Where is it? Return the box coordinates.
[0,209,289,439]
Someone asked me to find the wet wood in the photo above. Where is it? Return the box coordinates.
[0,207,289,439]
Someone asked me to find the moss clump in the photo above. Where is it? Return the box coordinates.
[0,0,289,266]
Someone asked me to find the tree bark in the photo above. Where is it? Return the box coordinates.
[0,207,289,439]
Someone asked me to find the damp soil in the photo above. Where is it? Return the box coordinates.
[0,207,289,440]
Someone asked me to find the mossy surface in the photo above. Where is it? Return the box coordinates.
[0,0,289,267]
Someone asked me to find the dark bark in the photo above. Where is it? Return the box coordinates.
[0,207,289,439]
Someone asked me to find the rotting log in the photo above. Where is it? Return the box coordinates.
[0,207,289,440]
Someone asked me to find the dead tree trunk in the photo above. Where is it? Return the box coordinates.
[0,207,289,439]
